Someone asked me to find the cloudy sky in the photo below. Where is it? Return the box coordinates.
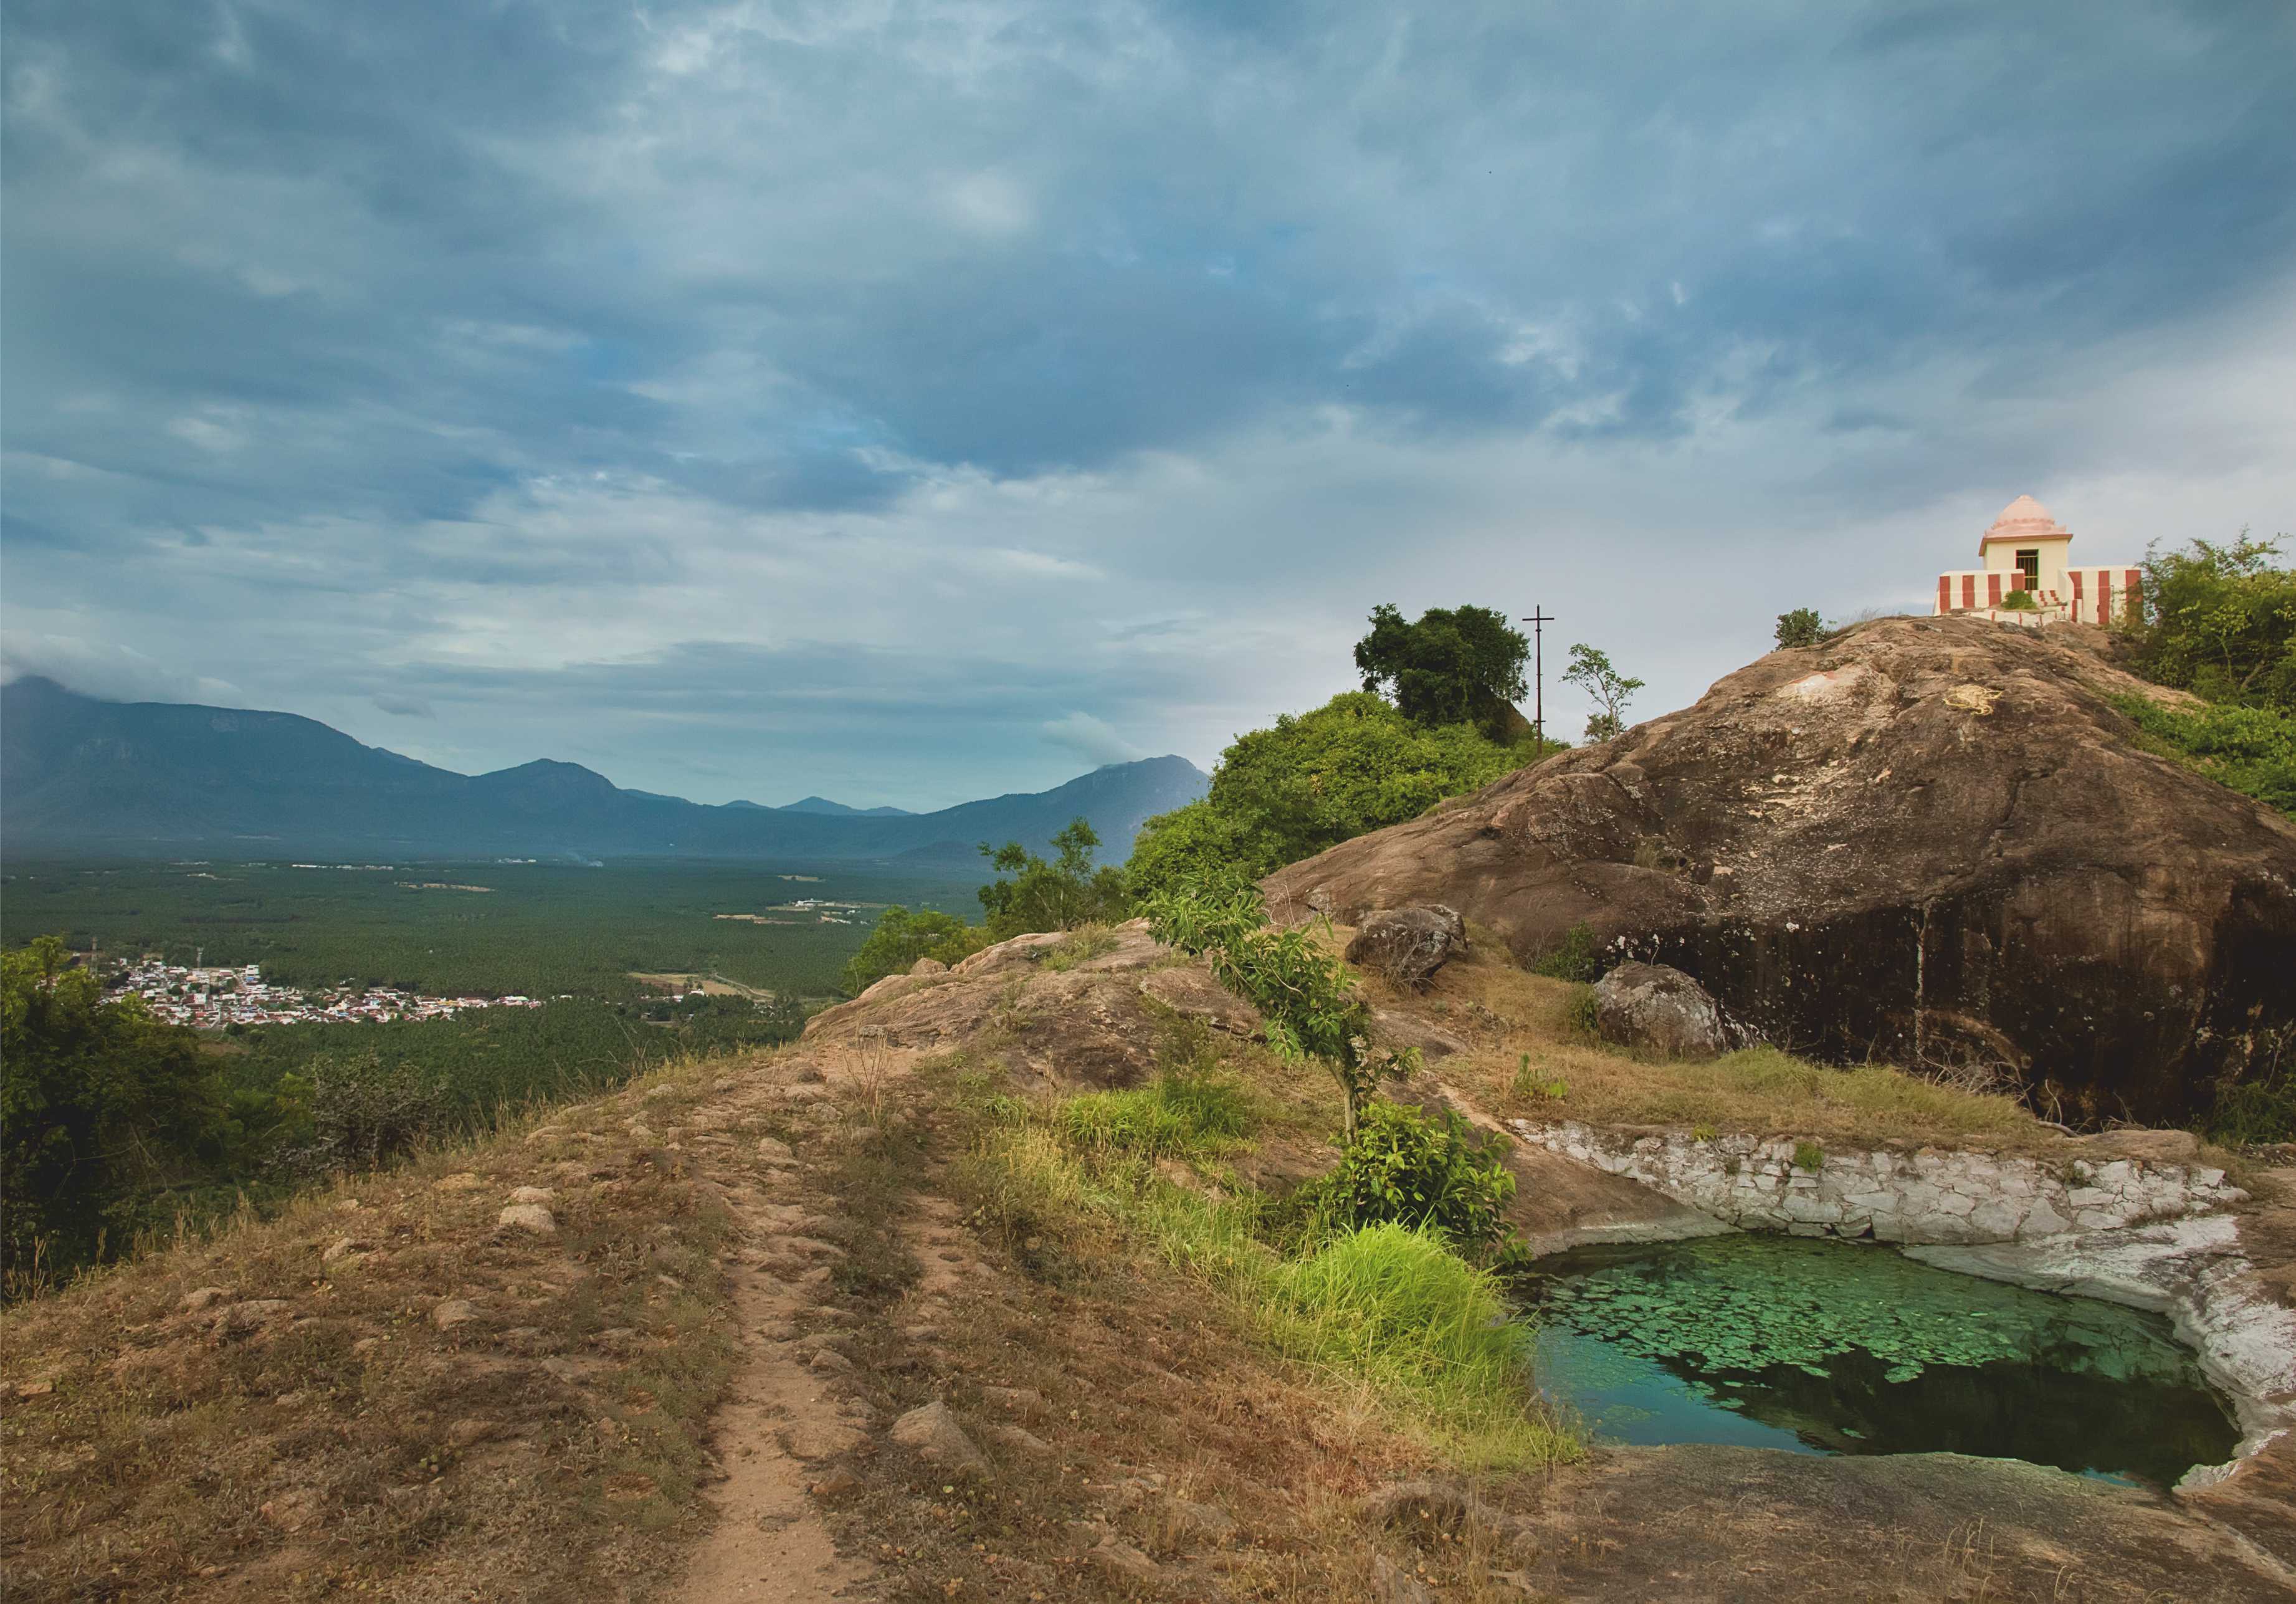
[4,1,2292,809]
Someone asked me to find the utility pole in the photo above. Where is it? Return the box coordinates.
[1520,608,1554,745]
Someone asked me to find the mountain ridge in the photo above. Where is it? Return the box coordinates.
[0,677,1206,861]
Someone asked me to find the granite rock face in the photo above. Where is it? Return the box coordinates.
[1268,616,2296,1124]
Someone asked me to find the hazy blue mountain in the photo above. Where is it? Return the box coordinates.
[778,795,913,818]
[0,677,1208,861]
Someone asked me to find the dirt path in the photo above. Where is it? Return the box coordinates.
[667,1072,882,1602]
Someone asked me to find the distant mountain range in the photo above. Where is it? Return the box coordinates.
[0,677,1208,862]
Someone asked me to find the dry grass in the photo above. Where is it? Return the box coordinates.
[1362,940,2094,1157]
[0,1051,764,1604]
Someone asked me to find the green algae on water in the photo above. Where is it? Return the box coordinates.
[1520,1234,2241,1487]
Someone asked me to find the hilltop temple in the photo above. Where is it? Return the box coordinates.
[1934,495,2139,626]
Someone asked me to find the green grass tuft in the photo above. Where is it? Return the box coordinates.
[1055,1073,1254,1158]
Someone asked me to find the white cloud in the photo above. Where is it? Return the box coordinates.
[1042,711,1147,768]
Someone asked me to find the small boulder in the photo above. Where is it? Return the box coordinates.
[432,1172,484,1193]
[1591,962,1729,1061]
[432,1298,482,1332]
[177,1286,234,1314]
[890,1400,988,1475]
[1345,905,1467,990]
[1088,1539,1162,1587]
[321,1236,373,1264]
[497,1203,556,1235]
[756,1136,797,1166]
[908,957,949,976]
[508,1185,556,1205]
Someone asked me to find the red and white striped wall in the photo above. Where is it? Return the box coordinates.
[1935,567,2138,625]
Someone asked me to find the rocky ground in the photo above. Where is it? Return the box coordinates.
[6,920,2294,1602]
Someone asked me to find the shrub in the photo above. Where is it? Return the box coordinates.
[1143,876,1412,1139]
[1533,923,1606,983]
[1512,1052,1567,1103]
[1774,608,1824,649]
[1792,1139,1825,1172]
[1292,1100,1520,1265]
[1997,588,2037,611]
[2112,694,2295,815]
[1563,984,1601,1038]
[844,906,994,993]
[1127,694,1555,902]
[2203,1070,2296,1147]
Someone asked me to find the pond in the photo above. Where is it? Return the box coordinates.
[1517,1234,2241,1488]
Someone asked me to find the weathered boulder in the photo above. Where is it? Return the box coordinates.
[1591,962,1729,1060]
[1345,905,1467,988]
[889,1400,988,1474]
[1267,617,2296,1124]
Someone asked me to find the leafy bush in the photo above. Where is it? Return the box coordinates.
[1293,1100,1520,1265]
[1143,876,1411,1137]
[3,937,236,1292]
[1774,608,1824,649]
[978,817,1131,940]
[1792,1139,1825,1172]
[2128,532,2295,712]
[2112,694,2295,814]
[1531,922,1606,983]
[2203,1068,2296,1147]
[1127,694,1555,900]
[1057,1074,1254,1159]
[844,905,995,992]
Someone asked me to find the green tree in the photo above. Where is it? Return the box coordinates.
[1353,603,1531,738]
[1126,694,1556,901]
[977,818,1130,940]
[1774,608,1824,649]
[2,937,229,1291]
[1141,876,1409,1139]
[1563,643,1643,743]
[2131,532,2296,712]
[841,907,993,993]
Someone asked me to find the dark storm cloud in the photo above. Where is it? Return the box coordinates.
[4,0,2292,800]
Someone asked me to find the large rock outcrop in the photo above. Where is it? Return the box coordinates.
[1266,616,2296,1124]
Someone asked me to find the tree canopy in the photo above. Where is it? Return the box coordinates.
[1353,604,1531,739]
[3,937,227,1289]
[976,818,1130,940]
[2132,532,2295,712]
[1127,692,1553,900]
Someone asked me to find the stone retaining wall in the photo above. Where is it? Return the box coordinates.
[1512,1120,2248,1246]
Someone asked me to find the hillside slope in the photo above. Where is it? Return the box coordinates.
[1268,616,2296,1125]
[0,676,1206,860]
[9,924,2292,1603]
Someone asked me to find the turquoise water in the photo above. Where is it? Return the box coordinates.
[1517,1235,2241,1488]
